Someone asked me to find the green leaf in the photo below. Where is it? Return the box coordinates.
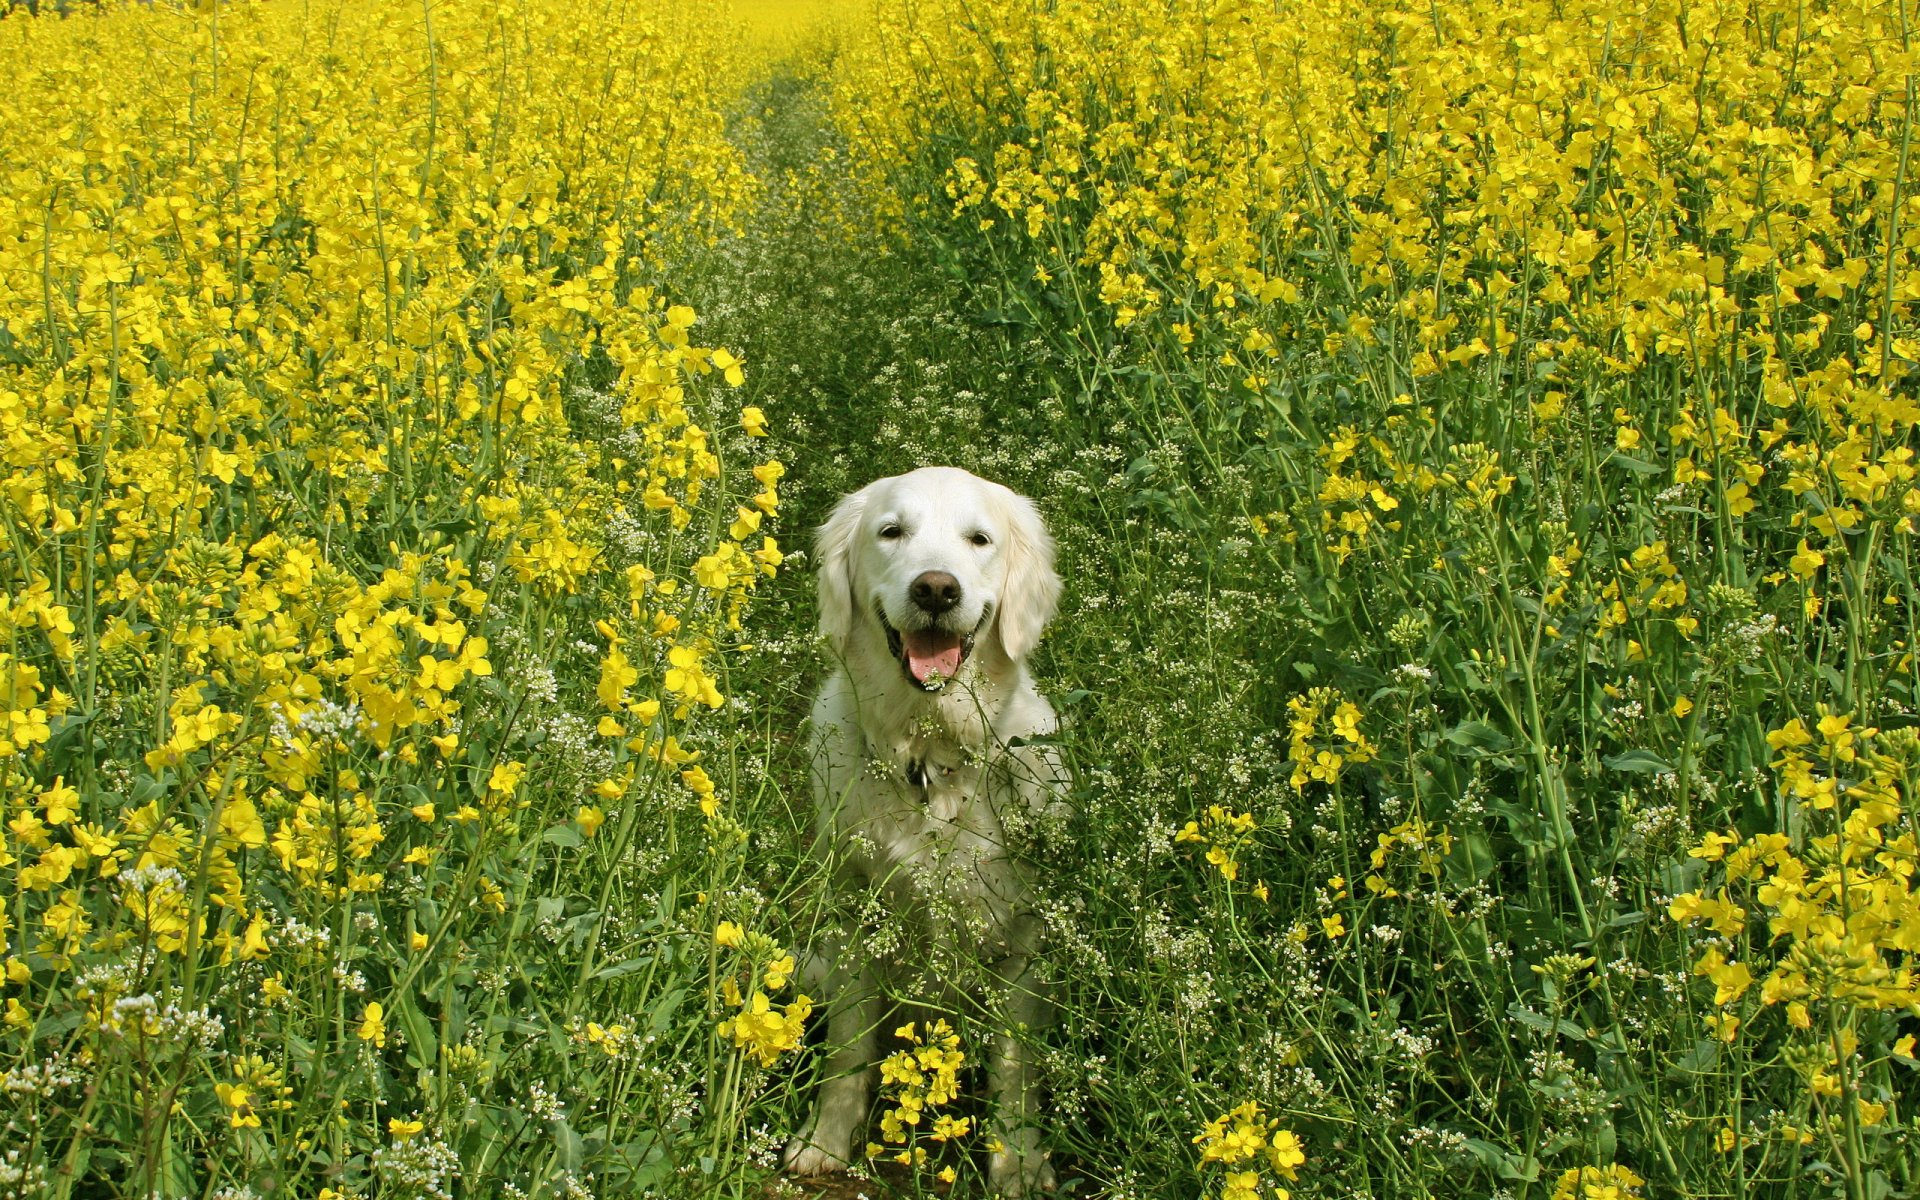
[393,991,439,1069]
[1445,720,1513,755]
[554,1118,585,1171]
[1505,1003,1557,1034]
[1506,1002,1587,1041]
[1672,1037,1723,1075]
[1605,452,1662,475]
[649,987,686,1034]
[594,956,654,981]
[1603,748,1673,774]
[1444,830,1498,885]
[1459,1137,1540,1181]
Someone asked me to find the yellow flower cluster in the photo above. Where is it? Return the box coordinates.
[1177,805,1257,883]
[1550,1165,1646,1200]
[1668,716,1917,1140]
[867,1019,972,1173]
[568,1017,637,1060]
[1313,427,1403,565]
[215,1054,293,1129]
[1193,1100,1306,1200]
[1363,817,1455,899]
[1285,688,1378,791]
[714,921,812,1068]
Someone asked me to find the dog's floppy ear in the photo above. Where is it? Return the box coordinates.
[816,485,871,654]
[995,490,1061,661]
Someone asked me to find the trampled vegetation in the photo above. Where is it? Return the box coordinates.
[1,1,1916,1198]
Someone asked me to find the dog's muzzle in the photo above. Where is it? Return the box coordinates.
[878,601,991,690]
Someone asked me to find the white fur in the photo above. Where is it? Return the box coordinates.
[786,467,1064,1196]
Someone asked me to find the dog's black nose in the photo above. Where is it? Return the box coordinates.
[910,570,961,614]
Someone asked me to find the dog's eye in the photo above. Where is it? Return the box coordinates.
[969,531,992,547]
[879,524,903,540]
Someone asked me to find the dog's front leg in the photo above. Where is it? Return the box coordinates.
[987,953,1056,1197]
[785,953,880,1175]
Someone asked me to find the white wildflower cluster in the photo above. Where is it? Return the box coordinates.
[116,864,184,898]
[521,663,560,704]
[743,1123,786,1169]
[1037,894,1110,976]
[1525,1047,1613,1122]
[525,1080,567,1123]
[280,917,333,953]
[270,697,364,749]
[0,1145,48,1200]
[104,991,224,1048]
[1622,799,1686,858]
[333,960,369,993]
[3,1056,84,1097]
[1388,1025,1438,1061]
[606,505,661,563]
[373,1134,461,1200]
[71,959,137,999]
[1175,967,1218,1020]
[1721,611,1784,663]
[544,712,614,785]
[96,758,135,795]
[628,1062,701,1128]
[1402,1125,1470,1154]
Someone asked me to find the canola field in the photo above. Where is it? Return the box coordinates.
[1,0,1917,1198]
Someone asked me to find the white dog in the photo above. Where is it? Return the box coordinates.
[785,466,1064,1196]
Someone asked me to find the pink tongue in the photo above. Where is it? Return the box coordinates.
[903,629,963,682]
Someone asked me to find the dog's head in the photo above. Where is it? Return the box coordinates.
[816,467,1060,687]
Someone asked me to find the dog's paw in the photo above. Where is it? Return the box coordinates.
[988,1147,1057,1197]
[783,1137,852,1177]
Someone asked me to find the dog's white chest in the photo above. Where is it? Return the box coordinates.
[847,741,1027,951]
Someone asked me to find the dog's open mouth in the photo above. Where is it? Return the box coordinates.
[879,604,987,690]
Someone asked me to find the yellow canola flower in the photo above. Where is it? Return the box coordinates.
[1194,1101,1305,1199]
[872,1020,973,1162]
[710,348,747,387]
[1178,805,1257,883]
[717,992,814,1067]
[487,762,528,797]
[215,1083,261,1129]
[1286,688,1377,789]
[237,914,272,962]
[1550,1165,1645,1200]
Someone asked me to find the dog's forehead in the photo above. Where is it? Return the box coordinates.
[870,468,998,527]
